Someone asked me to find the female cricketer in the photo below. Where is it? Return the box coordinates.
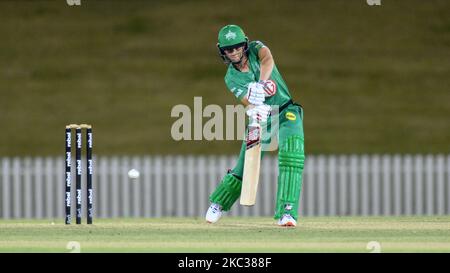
[206,25,305,227]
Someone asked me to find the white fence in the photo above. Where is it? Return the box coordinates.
[0,155,449,220]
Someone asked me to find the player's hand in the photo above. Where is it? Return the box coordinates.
[258,80,277,97]
[246,104,272,123]
[246,82,265,105]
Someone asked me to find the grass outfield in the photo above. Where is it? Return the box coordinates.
[0,217,449,253]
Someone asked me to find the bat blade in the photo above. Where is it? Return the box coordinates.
[240,123,262,206]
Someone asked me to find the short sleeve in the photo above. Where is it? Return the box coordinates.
[248,40,266,58]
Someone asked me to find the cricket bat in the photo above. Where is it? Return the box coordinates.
[240,118,262,206]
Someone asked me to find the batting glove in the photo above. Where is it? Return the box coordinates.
[246,82,265,105]
[258,80,277,97]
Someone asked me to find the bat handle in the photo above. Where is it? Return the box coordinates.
[249,117,260,127]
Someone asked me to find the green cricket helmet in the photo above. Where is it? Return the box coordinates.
[217,25,249,64]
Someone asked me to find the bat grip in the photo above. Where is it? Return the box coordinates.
[249,116,259,127]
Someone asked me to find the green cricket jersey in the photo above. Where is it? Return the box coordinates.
[224,40,293,107]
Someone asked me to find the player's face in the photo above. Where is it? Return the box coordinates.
[224,45,244,62]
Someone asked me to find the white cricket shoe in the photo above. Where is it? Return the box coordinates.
[277,214,297,227]
[205,203,223,223]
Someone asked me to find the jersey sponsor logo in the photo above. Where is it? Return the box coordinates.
[225,30,237,40]
[286,112,296,121]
